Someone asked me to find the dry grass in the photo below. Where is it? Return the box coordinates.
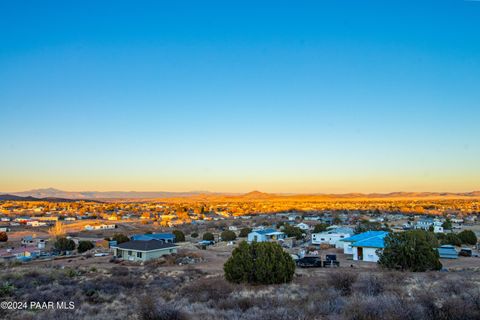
[1,262,480,320]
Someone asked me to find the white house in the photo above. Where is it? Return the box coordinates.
[342,231,389,262]
[26,221,47,227]
[415,218,444,233]
[296,223,310,231]
[84,224,116,231]
[311,227,354,248]
[247,228,286,242]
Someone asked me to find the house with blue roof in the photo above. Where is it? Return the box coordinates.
[247,228,286,242]
[131,233,176,243]
[342,231,389,262]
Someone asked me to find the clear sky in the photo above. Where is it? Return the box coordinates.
[1,0,479,193]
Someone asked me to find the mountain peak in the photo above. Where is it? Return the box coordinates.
[242,191,273,199]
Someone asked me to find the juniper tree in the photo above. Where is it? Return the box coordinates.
[224,241,295,284]
[378,230,442,272]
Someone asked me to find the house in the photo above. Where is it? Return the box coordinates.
[131,233,176,243]
[288,214,301,221]
[112,240,177,262]
[311,227,354,247]
[304,216,321,221]
[21,236,34,246]
[0,247,41,261]
[26,220,47,227]
[415,218,444,233]
[296,223,310,231]
[342,231,389,262]
[451,218,464,224]
[84,224,116,231]
[21,236,47,249]
[437,245,458,259]
[247,228,286,242]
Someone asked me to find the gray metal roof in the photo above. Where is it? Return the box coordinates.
[115,240,177,251]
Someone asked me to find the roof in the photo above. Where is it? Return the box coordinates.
[251,228,279,235]
[438,245,458,259]
[351,235,387,248]
[343,231,389,243]
[115,240,177,251]
[314,227,354,235]
[131,233,175,241]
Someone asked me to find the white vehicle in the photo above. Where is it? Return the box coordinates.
[94,253,109,257]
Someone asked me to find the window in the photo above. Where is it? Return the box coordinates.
[128,250,132,255]
[137,252,142,258]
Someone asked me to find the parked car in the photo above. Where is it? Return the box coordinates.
[459,248,473,257]
[323,254,340,267]
[296,256,322,268]
[198,240,214,246]
[94,253,109,257]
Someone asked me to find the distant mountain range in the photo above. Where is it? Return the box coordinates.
[2,188,221,200]
[1,188,480,201]
[0,193,96,202]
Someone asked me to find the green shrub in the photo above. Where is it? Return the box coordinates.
[355,221,389,234]
[458,230,477,245]
[112,233,130,244]
[203,232,214,241]
[172,230,185,242]
[313,223,329,233]
[440,233,462,246]
[54,237,76,252]
[378,230,442,272]
[442,218,452,230]
[78,241,95,253]
[224,241,295,284]
[283,225,304,240]
[239,228,252,238]
[221,230,237,241]
[190,232,199,238]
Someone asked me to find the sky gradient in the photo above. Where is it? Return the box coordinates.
[1,1,480,193]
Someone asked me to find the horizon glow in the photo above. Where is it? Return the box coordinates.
[1,1,480,193]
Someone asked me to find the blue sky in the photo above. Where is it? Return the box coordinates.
[1,1,479,193]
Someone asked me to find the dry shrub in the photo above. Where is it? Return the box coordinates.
[440,276,475,296]
[137,295,188,320]
[216,296,256,311]
[180,276,235,303]
[327,271,358,296]
[343,293,423,320]
[352,273,385,296]
[109,266,129,276]
[305,288,345,317]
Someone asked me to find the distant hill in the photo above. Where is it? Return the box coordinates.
[0,194,88,202]
[0,194,41,201]
[4,188,480,201]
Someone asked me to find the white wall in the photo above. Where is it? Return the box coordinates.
[352,247,381,262]
[344,242,353,254]
[312,232,350,245]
